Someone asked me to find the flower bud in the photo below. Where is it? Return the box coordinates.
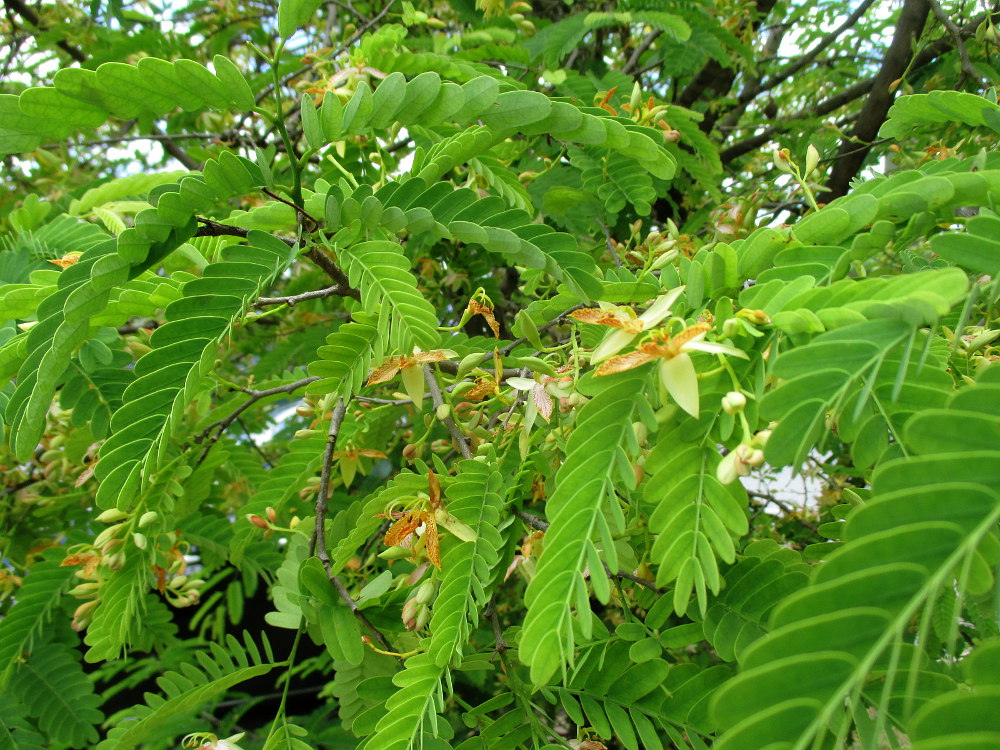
[68,582,100,597]
[379,545,413,561]
[93,523,125,548]
[266,506,277,523]
[721,392,747,414]
[753,429,772,447]
[294,429,322,440]
[415,602,431,630]
[132,532,148,550]
[401,596,419,628]
[772,147,793,174]
[435,404,451,421]
[96,508,129,523]
[414,578,436,605]
[805,144,820,176]
[247,514,270,530]
[745,448,766,467]
[138,511,158,528]
[717,451,740,485]
[629,81,642,112]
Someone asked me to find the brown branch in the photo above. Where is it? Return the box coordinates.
[818,0,930,202]
[621,29,662,76]
[737,0,879,109]
[720,11,989,166]
[194,218,361,301]
[747,489,819,531]
[3,0,86,62]
[254,285,355,308]
[926,0,984,87]
[192,376,320,463]
[151,124,200,170]
[513,507,548,531]
[311,398,347,564]
[425,364,472,459]
[303,247,360,300]
[486,596,509,654]
[675,0,779,131]
[512,509,663,592]
[195,217,291,244]
[308,400,392,650]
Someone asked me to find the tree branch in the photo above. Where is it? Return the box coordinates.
[512,509,663,592]
[308,400,392,650]
[720,11,988,166]
[192,376,320,463]
[194,218,361,301]
[425,365,472,459]
[3,0,86,62]
[926,0,984,87]
[254,285,356,308]
[621,29,662,76]
[818,0,930,201]
[737,0,879,109]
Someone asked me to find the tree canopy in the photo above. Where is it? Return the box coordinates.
[1,0,999,749]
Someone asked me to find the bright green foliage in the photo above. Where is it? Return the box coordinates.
[1,1,999,749]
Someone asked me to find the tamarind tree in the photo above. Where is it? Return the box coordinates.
[1,0,999,748]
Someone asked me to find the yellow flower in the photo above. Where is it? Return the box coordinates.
[572,288,685,364]
[596,323,746,417]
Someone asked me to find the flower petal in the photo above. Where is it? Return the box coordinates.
[683,340,749,359]
[660,353,700,417]
[590,329,640,364]
[401,364,426,407]
[637,287,685,327]
[506,377,537,391]
[366,357,403,385]
[596,350,655,376]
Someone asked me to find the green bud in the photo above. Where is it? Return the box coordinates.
[138,511,158,528]
[414,578,436,605]
[379,545,413,561]
[435,403,451,421]
[96,508,129,523]
[629,81,642,111]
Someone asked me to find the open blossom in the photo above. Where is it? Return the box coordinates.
[571,288,686,364]
[595,323,747,418]
[366,349,453,406]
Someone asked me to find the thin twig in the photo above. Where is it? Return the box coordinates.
[597,219,622,267]
[310,398,392,649]
[513,508,663,592]
[424,365,472,459]
[194,218,361,301]
[195,217,293,245]
[311,398,348,563]
[303,247,360,300]
[926,0,983,86]
[192,376,320,463]
[747,489,818,531]
[622,29,662,75]
[255,0,396,105]
[262,187,319,229]
[513,507,548,531]
[486,596,509,653]
[236,416,276,467]
[254,285,355,307]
